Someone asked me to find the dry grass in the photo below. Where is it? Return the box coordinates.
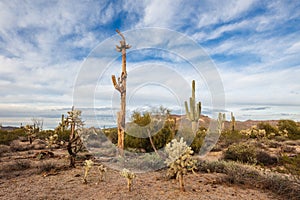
[197,160,300,200]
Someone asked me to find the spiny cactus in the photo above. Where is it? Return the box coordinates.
[46,134,58,150]
[83,159,94,184]
[230,112,236,132]
[120,168,136,191]
[184,80,201,133]
[165,138,197,192]
[217,113,226,135]
[65,106,84,167]
[24,124,37,144]
[97,164,107,183]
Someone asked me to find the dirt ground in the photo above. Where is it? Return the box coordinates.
[0,146,280,200]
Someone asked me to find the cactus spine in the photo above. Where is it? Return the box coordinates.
[112,29,131,156]
[184,80,201,133]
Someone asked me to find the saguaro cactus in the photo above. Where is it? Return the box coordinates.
[217,113,226,135]
[230,112,236,132]
[112,29,131,156]
[184,80,201,133]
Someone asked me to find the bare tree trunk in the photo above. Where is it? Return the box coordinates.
[147,129,159,156]
[112,29,131,157]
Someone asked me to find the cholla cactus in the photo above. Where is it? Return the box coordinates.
[24,124,36,144]
[97,164,107,183]
[65,106,84,167]
[120,168,136,191]
[83,159,94,184]
[46,134,58,150]
[240,126,266,139]
[165,138,197,192]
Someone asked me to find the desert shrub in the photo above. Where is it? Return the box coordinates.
[35,130,53,140]
[124,133,151,151]
[1,160,31,172]
[0,144,10,156]
[151,127,173,150]
[103,128,118,144]
[190,128,206,153]
[219,130,247,147]
[257,122,279,138]
[274,135,288,142]
[268,140,282,148]
[55,129,71,142]
[256,151,278,166]
[197,160,300,200]
[197,160,227,173]
[223,143,257,164]
[10,140,31,151]
[224,142,279,166]
[278,120,300,140]
[36,161,58,173]
[0,129,26,145]
[120,153,164,171]
[124,126,173,152]
[281,145,296,153]
[284,140,300,146]
[279,154,300,177]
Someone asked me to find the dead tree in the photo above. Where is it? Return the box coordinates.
[112,29,131,156]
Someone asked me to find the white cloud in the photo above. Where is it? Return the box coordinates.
[0,0,300,127]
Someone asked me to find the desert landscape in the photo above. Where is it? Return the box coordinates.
[1,114,299,200]
[1,1,300,200]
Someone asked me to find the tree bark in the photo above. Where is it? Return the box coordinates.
[147,129,159,156]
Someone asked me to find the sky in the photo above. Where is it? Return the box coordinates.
[0,0,300,129]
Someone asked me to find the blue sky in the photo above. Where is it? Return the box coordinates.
[0,0,300,129]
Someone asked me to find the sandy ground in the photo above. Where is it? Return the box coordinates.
[0,148,279,200]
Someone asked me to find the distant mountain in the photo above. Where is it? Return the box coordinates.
[0,126,20,131]
[170,114,281,130]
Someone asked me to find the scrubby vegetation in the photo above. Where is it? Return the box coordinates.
[165,138,197,191]
[1,110,299,199]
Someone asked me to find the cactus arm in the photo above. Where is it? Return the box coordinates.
[184,101,191,120]
[184,80,201,124]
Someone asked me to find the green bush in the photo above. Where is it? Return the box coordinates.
[124,126,173,152]
[0,129,26,145]
[256,151,278,166]
[223,143,257,164]
[279,154,300,177]
[103,128,118,144]
[36,130,54,140]
[190,128,206,153]
[278,120,300,140]
[257,122,279,138]
[219,130,247,147]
